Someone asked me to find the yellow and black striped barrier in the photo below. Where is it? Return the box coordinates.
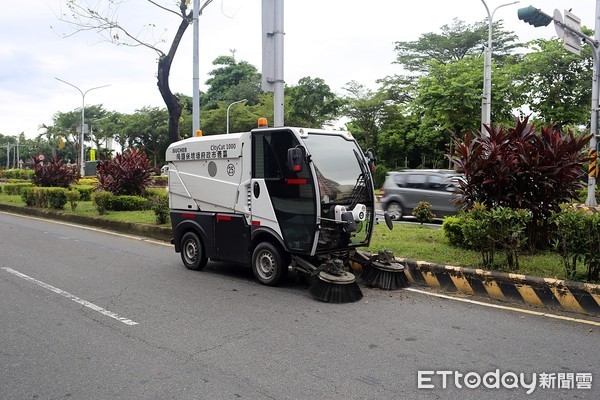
[398,259,600,316]
[589,149,598,178]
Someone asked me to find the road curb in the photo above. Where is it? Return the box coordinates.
[0,203,172,242]
[2,202,599,316]
[398,258,600,316]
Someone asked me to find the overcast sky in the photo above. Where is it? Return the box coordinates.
[0,0,595,139]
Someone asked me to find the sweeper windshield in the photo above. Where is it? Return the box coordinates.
[303,133,375,252]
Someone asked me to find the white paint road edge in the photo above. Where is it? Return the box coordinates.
[2,211,599,327]
[1,267,139,326]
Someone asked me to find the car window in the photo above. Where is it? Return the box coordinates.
[405,174,427,189]
[393,174,406,187]
[428,175,444,190]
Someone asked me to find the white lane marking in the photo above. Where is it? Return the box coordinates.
[0,211,171,247]
[405,287,600,327]
[1,267,139,326]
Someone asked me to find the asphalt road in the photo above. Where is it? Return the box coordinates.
[0,212,598,400]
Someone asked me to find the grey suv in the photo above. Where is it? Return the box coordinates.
[380,169,463,220]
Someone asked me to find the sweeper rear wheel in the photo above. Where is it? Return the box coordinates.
[181,231,208,271]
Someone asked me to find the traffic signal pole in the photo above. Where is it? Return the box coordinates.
[585,0,600,206]
[518,2,600,206]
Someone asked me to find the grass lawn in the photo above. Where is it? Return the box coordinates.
[0,192,580,281]
[366,223,567,280]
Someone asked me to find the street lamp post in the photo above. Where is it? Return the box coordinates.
[55,78,110,176]
[226,99,247,134]
[480,0,519,133]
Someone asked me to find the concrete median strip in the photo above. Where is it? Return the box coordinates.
[2,202,599,316]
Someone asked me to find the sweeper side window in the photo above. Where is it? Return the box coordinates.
[252,130,317,253]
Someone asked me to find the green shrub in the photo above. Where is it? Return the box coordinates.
[66,189,81,211]
[551,206,600,281]
[412,201,435,224]
[489,207,532,270]
[21,187,36,207]
[109,195,150,211]
[1,169,33,180]
[93,191,113,215]
[70,185,94,201]
[144,187,167,198]
[150,193,170,224]
[4,182,34,195]
[47,188,68,210]
[584,212,600,281]
[20,169,33,180]
[442,216,466,247]
[458,203,531,270]
[21,187,49,208]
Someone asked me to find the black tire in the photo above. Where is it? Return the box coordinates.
[180,231,208,271]
[385,201,403,221]
[251,242,288,286]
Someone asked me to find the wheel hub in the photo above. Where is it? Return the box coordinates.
[257,251,275,279]
[184,240,197,262]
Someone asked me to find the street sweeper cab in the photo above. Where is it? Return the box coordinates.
[166,122,407,302]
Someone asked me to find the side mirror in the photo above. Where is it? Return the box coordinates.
[384,211,394,230]
[365,148,377,172]
[287,146,305,173]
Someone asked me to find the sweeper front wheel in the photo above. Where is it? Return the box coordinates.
[181,231,208,271]
[252,242,288,286]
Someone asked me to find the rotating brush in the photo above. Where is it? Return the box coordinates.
[309,261,363,303]
[361,250,409,290]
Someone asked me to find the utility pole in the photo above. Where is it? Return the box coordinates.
[262,0,285,127]
[587,1,600,206]
[192,0,213,136]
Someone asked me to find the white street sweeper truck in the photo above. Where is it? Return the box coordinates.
[166,121,408,303]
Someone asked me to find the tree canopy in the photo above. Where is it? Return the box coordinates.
[4,16,594,176]
[201,55,262,110]
[394,18,520,73]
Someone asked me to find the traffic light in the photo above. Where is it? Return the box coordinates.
[518,5,552,27]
